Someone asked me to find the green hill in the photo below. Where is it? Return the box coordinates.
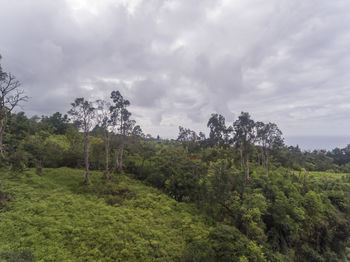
[0,168,211,261]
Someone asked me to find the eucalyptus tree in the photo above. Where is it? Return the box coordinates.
[177,126,199,143]
[177,126,202,152]
[0,56,28,156]
[256,121,283,175]
[110,90,132,173]
[68,98,95,183]
[207,113,231,147]
[132,125,144,137]
[233,112,255,182]
[95,99,113,179]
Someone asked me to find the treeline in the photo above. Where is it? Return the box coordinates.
[1,56,350,261]
[3,105,350,176]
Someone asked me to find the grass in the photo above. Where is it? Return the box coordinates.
[0,168,211,261]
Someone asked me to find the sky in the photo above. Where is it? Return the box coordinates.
[0,0,350,149]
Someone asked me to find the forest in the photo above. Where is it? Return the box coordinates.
[0,56,350,261]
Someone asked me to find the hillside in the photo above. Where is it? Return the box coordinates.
[0,168,211,261]
[0,93,350,261]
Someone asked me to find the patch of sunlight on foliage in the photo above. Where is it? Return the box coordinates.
[0,168,211,261]
[293,170,349,180]
[45,135,70,151]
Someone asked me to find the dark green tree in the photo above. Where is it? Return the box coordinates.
[40,112,69,134]
[207,113,231,147]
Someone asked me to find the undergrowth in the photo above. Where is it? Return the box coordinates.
[0,168,211,261]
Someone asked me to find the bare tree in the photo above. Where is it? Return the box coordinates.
[68,98,95,183]
[0,56,28,156]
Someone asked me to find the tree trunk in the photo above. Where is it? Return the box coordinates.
[83,133,89,183]
[0,122,4,156]
[114,149,119,173]
[245,154,250,183]
[118,143,124,173]
[261,148,265,167]
[103,132,110,179]
[35,160,43,175]
[265,151,269,176]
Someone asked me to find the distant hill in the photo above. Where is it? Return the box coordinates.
[285,135,350,151]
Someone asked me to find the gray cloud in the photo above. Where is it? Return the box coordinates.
[1,0,350,139]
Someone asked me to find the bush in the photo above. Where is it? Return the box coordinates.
[1,249,34,262]
[182,239,214,262]
[209,225,266,262]
[0,191,11,210]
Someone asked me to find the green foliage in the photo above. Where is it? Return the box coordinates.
[209,225,266,262]
[0,168,210,261]
[0,190,11,210]
[2,107,350,261]
[182,239,215,262]
[1,249,34,262]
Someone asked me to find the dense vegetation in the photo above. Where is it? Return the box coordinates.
[0,56,349,261]
[0,168,211,261]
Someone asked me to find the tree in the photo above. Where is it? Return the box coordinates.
[177,126,198,142]
[233,112,255,183]
[40,112,70,134]
[256,122,283,175]
[117,108,135,172]
[68,98,95,183]
[207,113,231,147]
[132,125,144,138]
[177,126,201,151]
[110,91,132,173]
[0,56,28,156]
[95,99,113,179]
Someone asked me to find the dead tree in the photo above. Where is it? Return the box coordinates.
[0,56,28,156]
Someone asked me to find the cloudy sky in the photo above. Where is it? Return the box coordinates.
[1,0,350,149]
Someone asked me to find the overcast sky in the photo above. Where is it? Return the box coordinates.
[1,0,350,148]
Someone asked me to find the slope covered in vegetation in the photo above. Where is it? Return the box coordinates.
[1,166,349,262]
[1,56,349,261]
[0,168,211,261]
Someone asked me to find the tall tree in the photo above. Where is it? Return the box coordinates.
[233,112,255,183]
[118,107,135,172]
[177,126,202,151]
[68,98,95,183]
[132,125,144,137]
[177,126,199,142]
[95,99,113,179]
[0,56,28,156]
[207,113,231,147]
[256,121,283,175]
[110,91,131,173]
